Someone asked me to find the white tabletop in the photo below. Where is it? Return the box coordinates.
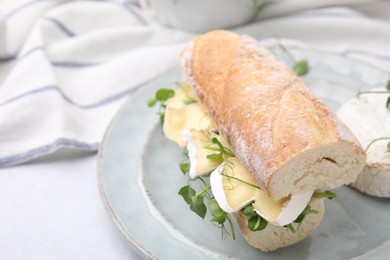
[0,152,140,259]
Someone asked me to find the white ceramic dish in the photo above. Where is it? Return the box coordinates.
[139,0,263,33]
[97,42,390,259]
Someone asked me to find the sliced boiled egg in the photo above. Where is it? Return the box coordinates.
[163,83,215,147]
[183,129,222,178]
[210,157,313,226]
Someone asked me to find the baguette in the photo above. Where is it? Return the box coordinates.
[160,30,368,251]
[181,30,366,201]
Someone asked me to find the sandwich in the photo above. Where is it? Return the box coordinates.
[150,30,366,251]
[337,88,390,197]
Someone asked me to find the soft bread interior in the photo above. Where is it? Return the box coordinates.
[269,141,366,200]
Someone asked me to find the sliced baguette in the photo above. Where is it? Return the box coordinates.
[181,30,366,200]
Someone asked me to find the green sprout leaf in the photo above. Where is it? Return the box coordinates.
[208,198,228,225]
[209,198,236,239]
[183,98,197,105]
[206,153,223,161]
[178,185,196,205]
[274,39,310,77]
[286,223,296,234]
[155,88,175,101]
[248,215,268,231]
[387,79,390,90]
[190,195,207,219]
[147,87,176,126]
[294,205,318,224]
[313,190,337,200]
[179,184,210,219]
[293,60,309,76]
[387,142,390,153]
[205,137,235,162]
[386,96,390,110]
[179,163,190,174]
[147,98,157,107]
[243,204,258,217]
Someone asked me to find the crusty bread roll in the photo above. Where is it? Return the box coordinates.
[234,198,324,252]
[181,30,366,201]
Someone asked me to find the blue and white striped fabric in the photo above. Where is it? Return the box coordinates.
[0,0,389,167]
[0,0,193,166]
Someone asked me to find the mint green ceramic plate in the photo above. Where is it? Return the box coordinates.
[97,42,390,259]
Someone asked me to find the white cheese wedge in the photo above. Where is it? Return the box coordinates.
[163,84,215,147]
[271,191,313,226]
[183,129,222,178]
[210,159,257,213]
[337,88,390,197]
[210,157,313,226]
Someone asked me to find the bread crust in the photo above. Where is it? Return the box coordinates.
[181,30,366,200]
[233,198,325,252]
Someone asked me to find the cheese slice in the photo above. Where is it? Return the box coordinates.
[210,158,257,213]
[183,129,222,178]
[337,88,390,197]
[163,84,215,147]
[166,82,315,224]
[210,157,313,226]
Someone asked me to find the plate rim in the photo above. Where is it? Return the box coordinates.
[96,42,390,259]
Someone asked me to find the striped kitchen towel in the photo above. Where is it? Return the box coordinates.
[0,0,192,166]
[0,0,389,167]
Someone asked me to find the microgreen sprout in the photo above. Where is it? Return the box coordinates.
[178,181,236,239]
[178,184,210,219]
[365,137,390,153]
[205,137,235,162]
[313,190,337,200]
[293,60,309,76]
[243,204,268,231]
[182,84,198,105]
[357,90,390,98]
[275,39,309,76]
[208,198,236,239]
[179,163,190,175]
[285,205,318,237]
[220,173,260,190]
[357,77,390,110]
[147,88,175,125]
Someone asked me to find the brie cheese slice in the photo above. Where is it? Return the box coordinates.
[183,129,222,178]
[163,84,215,147]
[337,88,390,197]
[210,157,313,226]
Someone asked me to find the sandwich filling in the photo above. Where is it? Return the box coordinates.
[163,83,328,229]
